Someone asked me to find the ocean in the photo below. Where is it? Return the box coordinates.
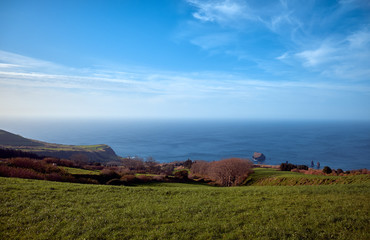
[1,119,369,170]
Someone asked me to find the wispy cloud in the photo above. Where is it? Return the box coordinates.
[294,29,370,80]
[187,0,255,24]
[1,50,368,94]
[1,50,369,119]
[184,0,370,81]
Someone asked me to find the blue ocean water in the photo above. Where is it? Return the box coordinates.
[1,119,369,170]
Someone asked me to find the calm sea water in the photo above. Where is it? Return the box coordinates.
[1,119,369,170]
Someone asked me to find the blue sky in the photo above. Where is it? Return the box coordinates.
[0,0,369,120]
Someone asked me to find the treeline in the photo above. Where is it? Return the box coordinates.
[119,157,192,176]
[190,158,253,186]
[280,162,369,176]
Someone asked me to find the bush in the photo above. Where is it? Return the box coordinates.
[322,166,332,174]
[280,163,297,171]
[153,175,166,181]
[297,165,309,170]
[45,173,76,182]
[106,178,123,185]
[9,158,62,174]
[183,159,193,169]
[136,175,152,183]
[174,170,188,180]
[0,165,44,180]
[121,174,136,183]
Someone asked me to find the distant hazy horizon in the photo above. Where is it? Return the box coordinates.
[1,0,370,120]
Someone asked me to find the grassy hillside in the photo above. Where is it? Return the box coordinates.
[1,176,369,239]
[0,130,43,146]
[0,129,119,163]
[245,168,370,186]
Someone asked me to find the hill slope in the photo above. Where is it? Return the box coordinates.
[1,177,369,239]
[0,129,120,163]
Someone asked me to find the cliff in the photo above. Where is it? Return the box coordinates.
[0,129,120,163]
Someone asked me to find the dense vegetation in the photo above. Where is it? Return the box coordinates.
[1,174,369,240]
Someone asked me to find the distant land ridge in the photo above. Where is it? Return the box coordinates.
[0,129,119,163]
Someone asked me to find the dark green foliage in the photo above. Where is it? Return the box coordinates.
[323,166,332,174]
[297,165,308,170]
[280,163,297,171]
[280,163,308,171]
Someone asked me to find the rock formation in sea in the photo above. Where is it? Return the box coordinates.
[252,152,266,162]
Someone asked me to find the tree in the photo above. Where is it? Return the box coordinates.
[322,166,332,174]
[144,156,160,174]
[183,159,193,169]
[121,156,145,172]
[190,158,253,186]
[190,160,210,177]
[209,158,253,186]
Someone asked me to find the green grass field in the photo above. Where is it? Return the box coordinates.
[1,171,369,240]
[245,168,370,186]
[60,166,101,175]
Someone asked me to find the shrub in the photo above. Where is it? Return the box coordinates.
[153,175,166,181]
[160,164,174,175]
[9,158,62,174]
[322,166,332,174]
[106,178,123,185]
[45,173,76,182]
[183,159,193,169]
[0,165,44,180]
[121,174,136,183]
[297,165,309,170]
[174,170,189,180]
[136,175,152,183]
[280,163,297,171]
[100,169,121,178]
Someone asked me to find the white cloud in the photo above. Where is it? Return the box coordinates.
[187,0,254,24]
[296,44,338,67]
[293,29,370,80]
[190,33,236,49]
[0,50,64,73]
[276,52,289,60]
[347,29,370,48]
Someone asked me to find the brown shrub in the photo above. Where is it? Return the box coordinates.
[9,158,62,174]
[136,175,152,182]
[152,175,166,181]
[120,174,136,183]
[0,165,44,180]
[174,170,188,180]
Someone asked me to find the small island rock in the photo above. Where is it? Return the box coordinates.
[252,152,266,161]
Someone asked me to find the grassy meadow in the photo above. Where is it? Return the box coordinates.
[60,166,101,175]
[1,170,369,239]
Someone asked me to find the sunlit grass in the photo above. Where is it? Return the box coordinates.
[60,166,101,175]
[1,176,369,239]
